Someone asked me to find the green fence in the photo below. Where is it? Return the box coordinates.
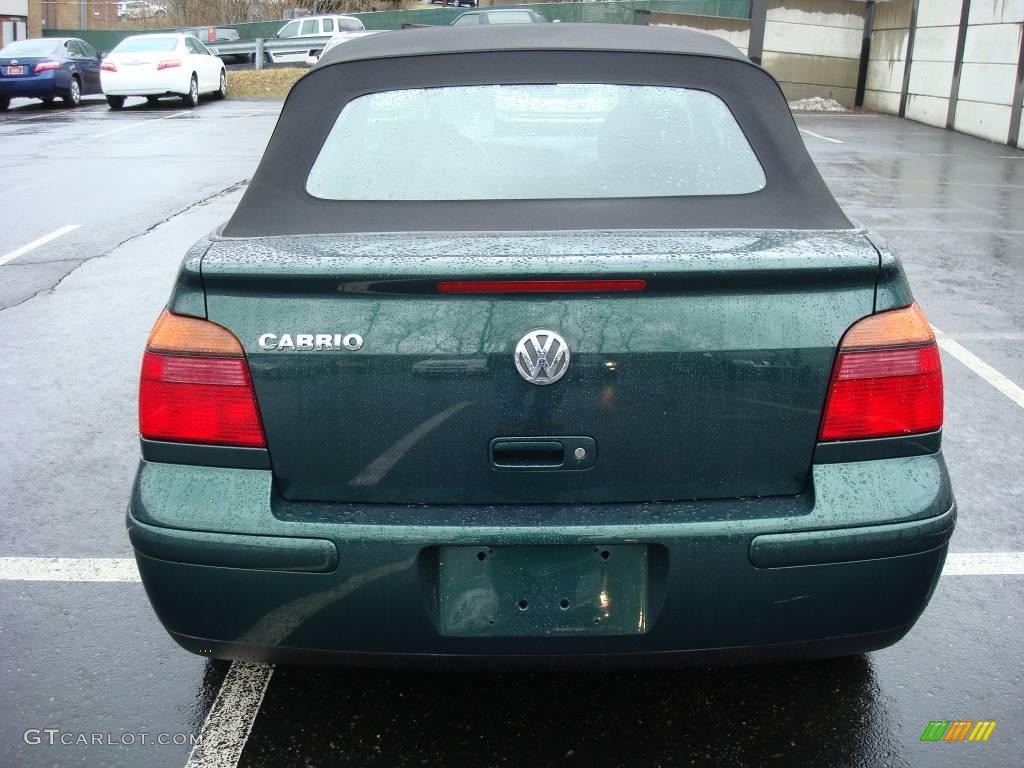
[359,0,750,30]
[44,0,750,51]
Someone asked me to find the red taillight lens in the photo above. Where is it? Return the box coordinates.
[437,279,647,294]
[34,61,60,73]
[101,61,117,72]
[157,59,181,70]
[140,353,266,447]
[139,310,266,448]
[819,303,943,442]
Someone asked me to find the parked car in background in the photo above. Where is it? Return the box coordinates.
[177,27,247,64]
[100,34,226,110]
[305,29,384,66]
[117,1,168,20]
[451,8,548,25]
[269,15,364,64]
[0,37,103,110]
[130,25,954,666]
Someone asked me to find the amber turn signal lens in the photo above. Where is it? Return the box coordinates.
[146,309,244,357]
[839,302,934,350]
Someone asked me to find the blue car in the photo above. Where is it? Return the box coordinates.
[0,37,103,110]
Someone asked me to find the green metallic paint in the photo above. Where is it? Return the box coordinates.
[200,230,880,504]
[130,225,955,662]
[128,521,338,573]
[748,506,954,567]
[166,234,211,319]
[866,232,915,312]
[131,452,952,542]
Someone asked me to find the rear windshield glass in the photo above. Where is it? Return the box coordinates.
[113,37,179,53]
[306,84,765,201]
[1,40,60,56]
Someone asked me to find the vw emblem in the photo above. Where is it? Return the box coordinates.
[514,330,571,386]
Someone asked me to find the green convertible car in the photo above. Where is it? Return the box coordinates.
[128,24,954,665]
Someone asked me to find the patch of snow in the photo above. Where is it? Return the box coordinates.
[788,97,846,112]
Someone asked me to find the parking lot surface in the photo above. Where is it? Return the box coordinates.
[0,100,1021,767]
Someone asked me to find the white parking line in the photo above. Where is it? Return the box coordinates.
[184,662,274,768]
[943,552,1024,576]
[933,327,1024,409]
[800,128,844,144]
[0,557,139,581]
[92,111,183,138]
[0,224,80,267]
[1,553,1023,581]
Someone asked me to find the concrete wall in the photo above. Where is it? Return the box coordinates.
[954,1,1024,144]
[653,0,866,106]
[762,0,866,107]
[904,0,960,128]
[651,12,750,54]
[0,0,28,15]
[866,0,1024,145]
[863,0,911,113]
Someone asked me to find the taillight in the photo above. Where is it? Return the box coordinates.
[101,61,117,72]
[34,61,60,73]
[819,303,943,441]
[437,279,647,294]
[139,310,266,448]
[157,59,181,70]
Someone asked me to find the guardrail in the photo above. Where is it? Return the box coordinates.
[207,35,334,68]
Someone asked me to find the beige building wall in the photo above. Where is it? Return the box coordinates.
[761,0,866,107]
[652,0,867,107]
[953,2,1024,144]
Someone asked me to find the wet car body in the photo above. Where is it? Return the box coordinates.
[0,37,103,109]
[128,25,954,666]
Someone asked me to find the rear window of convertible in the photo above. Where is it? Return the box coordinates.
[306,84,766,200]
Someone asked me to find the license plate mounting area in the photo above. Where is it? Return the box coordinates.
[438,544,649,638]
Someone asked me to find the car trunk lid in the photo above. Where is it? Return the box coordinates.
[201,229,879,504]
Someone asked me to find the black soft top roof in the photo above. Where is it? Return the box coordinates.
[317,23,748,68]
[226,25,850,237]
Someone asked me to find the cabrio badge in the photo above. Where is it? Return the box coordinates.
[258,333,363,351]
[514,330,570,386]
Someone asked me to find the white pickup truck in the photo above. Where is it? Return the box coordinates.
[269,14,372,64]
[305,29,383,66]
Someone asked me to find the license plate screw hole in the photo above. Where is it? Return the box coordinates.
[600,549,610,560]
[516,599,529,611]
[476,551,487,562]
[559,598,570,610]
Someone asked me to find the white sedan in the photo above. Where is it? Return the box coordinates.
[100,33,226,109]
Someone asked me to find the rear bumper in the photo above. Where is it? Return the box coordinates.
[101,69,189,96]
[0,71,63,98]
[128,454,955,665]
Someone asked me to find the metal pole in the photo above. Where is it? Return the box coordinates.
[80,0,87,29]
[748,0,767,66]
[898,0,920,118]
[1008,20,1024,147]
[854,0,875,108]
[255,38,264,70]
[946,0,971,130]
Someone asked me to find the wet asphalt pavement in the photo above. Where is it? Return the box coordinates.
[0,98,1021,767]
